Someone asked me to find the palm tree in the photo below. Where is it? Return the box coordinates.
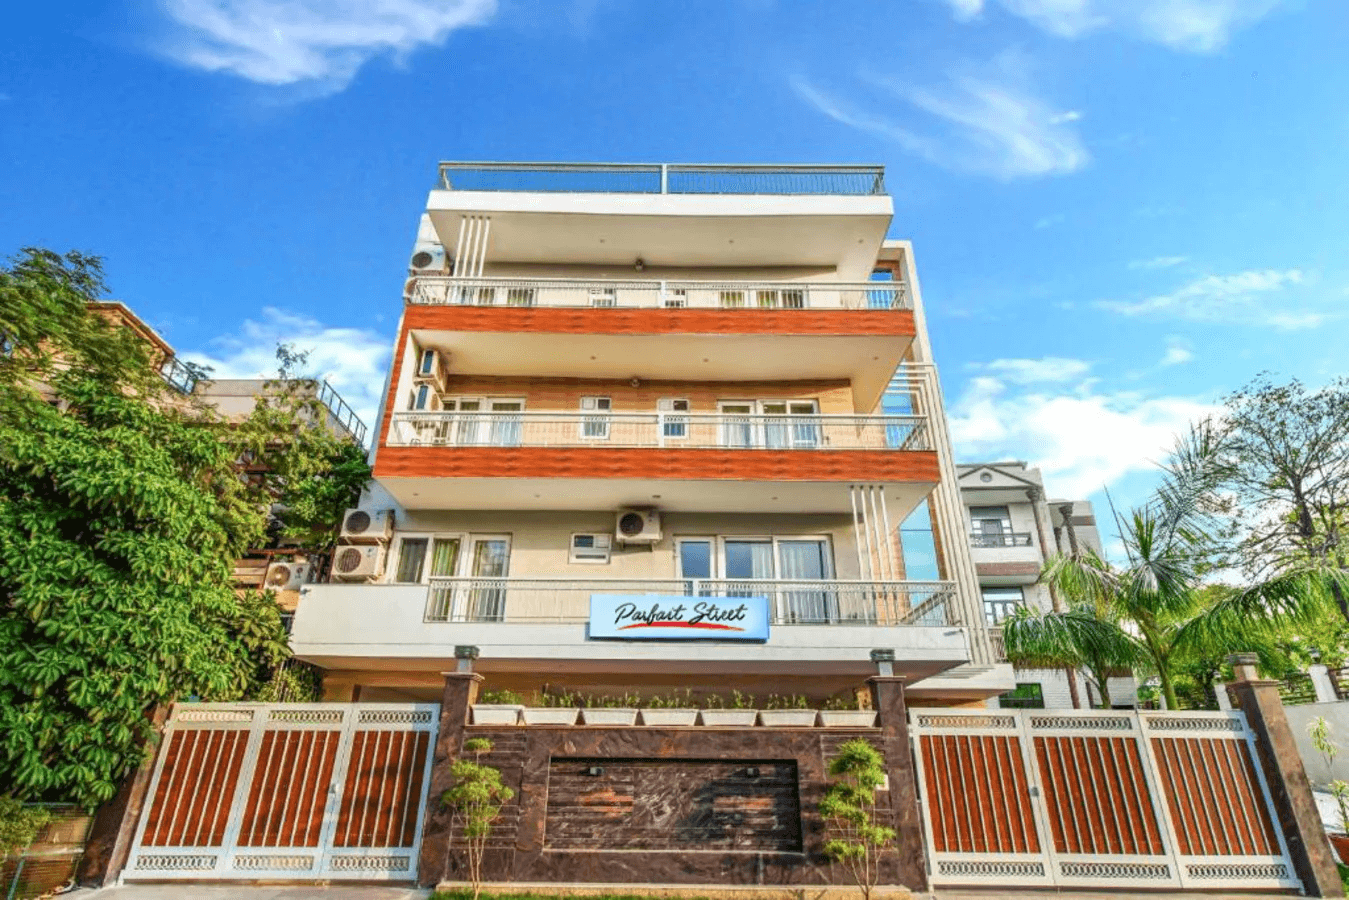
[1005,423,1342,710]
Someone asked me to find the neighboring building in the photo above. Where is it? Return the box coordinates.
[292,160,1013,706]
[957,460,1136,708]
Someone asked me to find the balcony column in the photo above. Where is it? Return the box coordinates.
[868,650,926,891]
[417,648,483,888]
[1027,486,1082,709]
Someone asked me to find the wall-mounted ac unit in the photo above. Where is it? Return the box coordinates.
[264,561,312,591]
[409,242,448,273]
[413,347,448,393]
[332,544,386,581]
[615,508,661,544]
[340,508,394,543]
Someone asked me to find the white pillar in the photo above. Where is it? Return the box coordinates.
[1309,664,1338,703]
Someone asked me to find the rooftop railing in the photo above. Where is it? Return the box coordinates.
[160,356,200,394]
[422,577,955,626]
[387,411,931,452]
[407,277,910,310]
[314,379,368,446]
[437,162,887,196]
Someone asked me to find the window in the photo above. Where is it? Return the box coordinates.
[970,506,1013,541]
[408,383,436,411]
[570,533,612,564]
[756,290,780,308]
[868,267,896,309]
[781,289,805,309]
[676,535,837,621]
[659,398,689,439]
[663,289,687,308]
[718,400,819,448]
[393,535,462,584]
[589,287,617,307]
[475,287,497,305]
[506,287,536,307]
[417,349,438,377]
[580,396,611,439]
[394,537,429,583]
[998,683,1045,710]
[982,586,1024,624]
[719,290,746,308]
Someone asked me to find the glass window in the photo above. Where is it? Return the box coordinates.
[970,506,1013,541]
[466,537,510,621]
[580,396,611,439]
[429,537,460,577]
[998,683,1046,709]
[719,290,746,308]
[589,287,617,307]
[664,289,687,308]
[659,398,689,438]
[506,287,535,307]
[723,540,774,579]
[677,539,713,579]
[394,538,428,583]
[982,586,1024,624]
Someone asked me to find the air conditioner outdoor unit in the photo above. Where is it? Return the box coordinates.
[264,560,312,591]
[409,242,448,273]
[413,347,448,392]
[615,508,661,544]
[331,544,386,581]
[340,508,394,543]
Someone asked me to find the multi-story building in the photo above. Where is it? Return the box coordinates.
[957,460,1136,708]
[293,161,1012,708]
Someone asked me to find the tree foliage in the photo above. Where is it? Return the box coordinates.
[0,248,295,808]
[442,737,513,900]
[819,739,895,900]
[0,798,51,859]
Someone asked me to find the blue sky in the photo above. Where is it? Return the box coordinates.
[3,0,1347,535]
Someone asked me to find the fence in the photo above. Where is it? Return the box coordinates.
[911,708,1300,892]
[2,806,90,900]
[423,577,955,626]
[123,703,437,882]
[406,276,909,311]
[437,162,886,195]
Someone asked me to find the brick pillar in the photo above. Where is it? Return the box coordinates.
[417,670,483,888]
[1227,655,1344,897]
[868,675,927,891]
[78,705,169,886]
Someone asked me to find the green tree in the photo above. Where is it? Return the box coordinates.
[819,738,895,900]
[441,737,513,900]
[1001,592,1143,708]
[0,798,51,859]
[0,248,287,808]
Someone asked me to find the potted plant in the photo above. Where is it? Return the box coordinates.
[698,690,759,726]
[818,693,877,728]
[758,693,817,727]
[579,692,640,726]
[520,690,580,725]
[1308,717,1349,863]
[638,688,699,726]
[471,688,524,726]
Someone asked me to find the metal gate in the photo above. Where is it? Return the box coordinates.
[124,702,437,882]
[911,708,1301,892]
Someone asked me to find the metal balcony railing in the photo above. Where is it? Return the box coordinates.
[422,577,955,626]
[406,277,910,311]
[314,379,368,446]
[437,162,886,196]
[970,532,1034,548]
[160,356,199,394]
[987,627,1008,662]
[387,411,931,452]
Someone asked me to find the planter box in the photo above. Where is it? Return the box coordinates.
[1330,833,1349,866]
[698,709,759,727]
[818,710,878,728]
[520,708,578,726]
[638,709,699,727]
[470,704,523,726]
[580,708,639,726]
[758,710,819,727]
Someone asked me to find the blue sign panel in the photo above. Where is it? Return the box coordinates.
[589,594,770,641]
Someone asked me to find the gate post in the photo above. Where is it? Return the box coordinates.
[1227,653,1345,897]
[867,669,927,891]
[417,660,484,888]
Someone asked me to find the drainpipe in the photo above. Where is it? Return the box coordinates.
[1028,487,1082,709]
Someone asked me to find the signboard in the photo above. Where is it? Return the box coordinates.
[588,594,770,641]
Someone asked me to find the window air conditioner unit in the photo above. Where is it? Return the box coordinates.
[331,544,386,581]
[413,347,448,392]
[340,508,394,543]
[264,560,312,591]
[615,508,661,544]
[409,242,448,274]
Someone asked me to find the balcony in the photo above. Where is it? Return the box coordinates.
[970,532,1033,548]
[373,411,940,512]
[437,162,887,196]
[290,577,975,679]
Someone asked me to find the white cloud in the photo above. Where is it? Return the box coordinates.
[1128,255,1188,270]
[1159,338,1193,367]
[792,54,1088,180]
[944,0,1283,52]
[180,307,392,436]
[153,0,496,93]
[981,356,1092,384]
[948,362,1217,499]
[1095,268,1328,329]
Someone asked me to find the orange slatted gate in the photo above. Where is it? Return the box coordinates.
[124,703,437,882]
[911,709,1300,892]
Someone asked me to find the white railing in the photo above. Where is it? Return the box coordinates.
[437,162,886,195]
[406,277,910,311]
[423,577,955,626]
[387,411,930,452]
[970,532,1033,548]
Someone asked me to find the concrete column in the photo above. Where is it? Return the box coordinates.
[1227,654,1345,897]
[417,669,483,888]
[1214,680,1232,710]
[867,675,927,892]
[1310,664,1339,703]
